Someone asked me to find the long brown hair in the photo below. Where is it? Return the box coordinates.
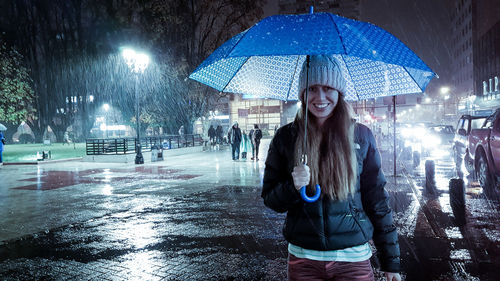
[294,93,357,201]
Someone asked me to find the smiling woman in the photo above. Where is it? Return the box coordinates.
[262,55,401,281]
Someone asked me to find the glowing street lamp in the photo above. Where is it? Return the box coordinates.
[122,48,150,164]
[440,86,450,95]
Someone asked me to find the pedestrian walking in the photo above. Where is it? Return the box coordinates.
[0,131,5,166]
[178,125,185,147]
[249,127,255,156]
[227,122,242,160]
[251,124,262,161]
[208,125,216,148]
[216,125,223,145]
[240,130,251,159]
[261,55,401,281]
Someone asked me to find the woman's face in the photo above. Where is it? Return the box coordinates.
[305,84,340,125]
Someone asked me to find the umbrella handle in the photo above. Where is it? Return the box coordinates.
[300,184,321,203]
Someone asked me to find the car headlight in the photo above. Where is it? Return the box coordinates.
[401,128,413,139]
[422,135,441,147]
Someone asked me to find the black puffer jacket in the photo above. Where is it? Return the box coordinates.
[262,122,400,273]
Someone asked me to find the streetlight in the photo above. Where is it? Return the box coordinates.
[440,86,451,117]
[440,86,450,95]
[122,48,150,164]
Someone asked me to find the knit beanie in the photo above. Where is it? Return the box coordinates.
[298,55,346,100]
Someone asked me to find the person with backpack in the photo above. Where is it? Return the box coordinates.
[251,124,262,161]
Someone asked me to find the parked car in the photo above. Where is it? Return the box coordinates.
[466,108,500,191]
[453,114,488,173]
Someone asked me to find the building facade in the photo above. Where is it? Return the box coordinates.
[470,0,500,113]
[451,0,474,99]
[229,95,282,136]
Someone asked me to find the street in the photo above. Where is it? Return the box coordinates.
[0,139,499,280]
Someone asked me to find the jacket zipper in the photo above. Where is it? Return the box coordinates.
[350,200,368,240]
[322,197,328,248]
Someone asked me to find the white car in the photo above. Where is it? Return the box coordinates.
[425,124,455,159]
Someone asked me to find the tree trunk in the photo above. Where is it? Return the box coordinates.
[26,118,46,143]
[50,123,68,142]
[3,122,20,143]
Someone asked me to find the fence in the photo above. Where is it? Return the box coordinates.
[86,134,204,155]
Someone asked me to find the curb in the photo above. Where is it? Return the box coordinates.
[3,157,84,165]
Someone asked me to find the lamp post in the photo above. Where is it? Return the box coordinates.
[103,103,109,138]
[440,86,451,118]
[122,48,150,164]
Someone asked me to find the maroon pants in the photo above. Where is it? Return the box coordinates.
[287,253,375,281]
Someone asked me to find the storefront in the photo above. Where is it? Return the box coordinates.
[229,95,289,136]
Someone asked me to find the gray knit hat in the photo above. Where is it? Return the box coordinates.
[298,55,346,100]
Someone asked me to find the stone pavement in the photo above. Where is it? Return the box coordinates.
[1,141,290,280]
[0,139,499,280]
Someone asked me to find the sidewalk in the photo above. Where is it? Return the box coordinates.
[0,140,286,280]
[0,139,499,280]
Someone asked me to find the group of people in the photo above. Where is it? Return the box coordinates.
[227,123,262,161]
[207,124,224,147]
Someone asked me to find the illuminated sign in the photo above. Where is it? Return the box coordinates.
[483,76,499,95]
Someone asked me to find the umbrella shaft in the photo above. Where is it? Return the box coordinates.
[302,55,310,165]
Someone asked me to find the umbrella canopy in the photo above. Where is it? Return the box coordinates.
[190,11,437,203]
[0,123,6,131]
[189,12,436,101]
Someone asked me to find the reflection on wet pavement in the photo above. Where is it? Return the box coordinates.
[394,152,500,281]
[14,167,200,190]
[0,185,288,280]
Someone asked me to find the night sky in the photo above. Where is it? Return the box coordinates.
[264,0,454,97]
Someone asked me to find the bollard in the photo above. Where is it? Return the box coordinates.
[151,145,159,162]
[425,160,436,194]
[403,146,412,160]
[157,147,164,161]
[449,178,466,226]
[413,150,420,168]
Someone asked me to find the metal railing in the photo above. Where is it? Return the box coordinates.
[86,134,205,155]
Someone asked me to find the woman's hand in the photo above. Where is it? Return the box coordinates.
[292,164,310,190]
[384,272,401,281]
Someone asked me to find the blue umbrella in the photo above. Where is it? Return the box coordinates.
[190,9,437,202]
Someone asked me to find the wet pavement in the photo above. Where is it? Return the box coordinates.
[1,140,499,280]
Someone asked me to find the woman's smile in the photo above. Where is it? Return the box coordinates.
[306,85,340,126]
[313,102,330,109]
